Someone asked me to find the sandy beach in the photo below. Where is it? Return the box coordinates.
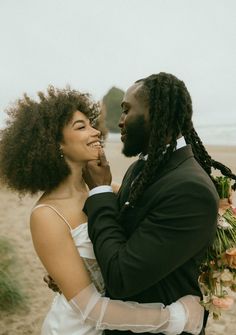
[0,141,235,334]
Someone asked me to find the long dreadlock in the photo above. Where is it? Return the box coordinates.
[120,72,236,218]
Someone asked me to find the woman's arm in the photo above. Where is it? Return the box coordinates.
[30,206,91,300]
[69,284,203,334]
[30,207,203,334]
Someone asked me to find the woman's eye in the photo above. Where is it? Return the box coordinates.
[76,126,85,130]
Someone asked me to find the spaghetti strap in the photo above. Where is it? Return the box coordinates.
[32,204,72,231]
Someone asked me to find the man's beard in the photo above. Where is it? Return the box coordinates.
[122,115,149,157]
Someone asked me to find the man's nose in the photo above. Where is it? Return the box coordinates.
[118,113,126,128]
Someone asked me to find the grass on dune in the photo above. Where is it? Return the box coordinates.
[0,237,27,312]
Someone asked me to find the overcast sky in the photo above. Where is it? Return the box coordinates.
[0,0,235,126]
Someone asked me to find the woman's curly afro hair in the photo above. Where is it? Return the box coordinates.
[0,86,100,195]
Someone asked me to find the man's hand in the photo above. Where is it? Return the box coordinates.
[82,149,112,190]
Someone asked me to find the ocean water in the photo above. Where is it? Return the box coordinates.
[196,124,236,146]
[107,124,236,146]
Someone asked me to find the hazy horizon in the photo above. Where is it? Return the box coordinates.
[0,0,236,128]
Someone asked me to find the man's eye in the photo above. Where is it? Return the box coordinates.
[122,110,128,115]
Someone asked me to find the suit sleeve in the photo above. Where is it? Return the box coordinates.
[84,180,218,299]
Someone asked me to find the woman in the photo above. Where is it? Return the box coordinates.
[0,86,203,335]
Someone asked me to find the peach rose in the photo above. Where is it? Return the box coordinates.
[212,296,235,310]
[225,248,236,269]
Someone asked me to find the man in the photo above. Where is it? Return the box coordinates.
[82,72,220,335]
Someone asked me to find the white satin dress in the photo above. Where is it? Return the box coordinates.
[34,205,104,335]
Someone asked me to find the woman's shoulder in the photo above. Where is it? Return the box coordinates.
[30,198,72,232]
[31,194,87,232]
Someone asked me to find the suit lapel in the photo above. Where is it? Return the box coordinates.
[117,159,145,207]
[119,146,194,204]
[117,145,195,232]
[155,145,194,180]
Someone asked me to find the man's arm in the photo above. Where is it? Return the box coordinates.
[84,181,218,299]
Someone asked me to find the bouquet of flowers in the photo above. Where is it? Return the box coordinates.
[199,176,236,319]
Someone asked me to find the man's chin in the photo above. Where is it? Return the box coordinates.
[122,144,140,157]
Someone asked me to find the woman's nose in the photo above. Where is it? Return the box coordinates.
[92,127,101,137]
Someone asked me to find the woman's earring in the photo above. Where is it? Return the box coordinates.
[59,147,64,158]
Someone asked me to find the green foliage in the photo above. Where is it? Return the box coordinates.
[102,86,124,132]
[0,237,27,311]
[214,176,231,198]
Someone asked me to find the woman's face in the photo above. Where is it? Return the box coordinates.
[60,111,101,164]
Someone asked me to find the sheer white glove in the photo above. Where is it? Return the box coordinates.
[69,283,204,334]
[178,295,204,335]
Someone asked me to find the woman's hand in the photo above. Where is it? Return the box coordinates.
[219,197,232,215]
[177,295,204,335]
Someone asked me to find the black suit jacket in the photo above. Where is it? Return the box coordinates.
[84,145,219,335]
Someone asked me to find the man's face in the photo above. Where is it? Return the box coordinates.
[119,83,150,157]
